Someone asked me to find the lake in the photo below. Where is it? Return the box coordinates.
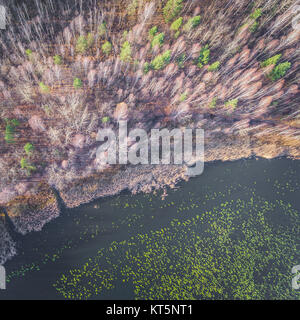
[0,158,299,300]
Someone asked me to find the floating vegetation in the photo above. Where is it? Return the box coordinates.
[53,194,299,300]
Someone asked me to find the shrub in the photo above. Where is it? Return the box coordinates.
[260,54,282,68]
[73,78,83,89]
[102,41,112,55]
[149,26,158,38]
[76,35,88,54]
[183,15,201,31]
[163,0,183,23]
[250,8,262,20]
[53,55,62,65]
[151,50,171,70]
[269,62,291,81]
[39,82,50,94]
[98,22,107,37]
[151,33,165,48]
[197,45,210,68]
[208,61,220,71]
[170,17,183,32]
[120,41,132,62]
[24,143,34,156]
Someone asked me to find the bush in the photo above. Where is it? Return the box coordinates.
[76,35,88,54]
[208,61,220,71]
[39,82,50,94]
[197,45,210,68]
[53,55,62,65]
[73,78,83,89]
[269,62,291,81]
[120,41,132,62]
[163,0,183,23]
[102,41,112,55]
[183,15,201,31]
[24,143,34,156]
[149,26,158,38]
[151,33,165,48]
[260,54,282,68]
[170,17,183,32]
[151,50,171,70]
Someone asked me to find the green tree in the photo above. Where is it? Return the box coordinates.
[76,35,88,54]
[170,17,183,32]
[260,54,282,68]
[269,62,291,81]
[143,62,150,74]
[151,33,165,48]
[102,116,110,124]
[250,21,259,33]
[176,53,186,69]
[39,82,50,94]
[250,8,262,20]
[87,33,95,48]
[24,143,34,156]
[163,0,183,23]
[183,16,201,31]
[225,99,238,109]
[149,26,158,38]
[20,158,36,176]
[98,22,107,37]
[5,126,14,143]
[102,41,112,55]
[25,49,32,58]
[197,45,210,68]
[208,61,220,71]
[73,78,83,89]
[151,50,171,70]
[120,41,132,62]
[53,55,63,65]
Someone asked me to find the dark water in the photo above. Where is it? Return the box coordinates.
[0,158,299,300]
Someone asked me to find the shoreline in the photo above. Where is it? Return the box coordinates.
[1,133,299,265]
